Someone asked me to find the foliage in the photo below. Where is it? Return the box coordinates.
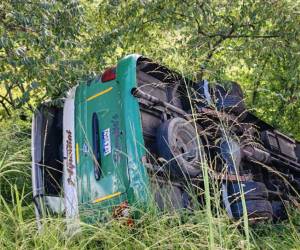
[86,0,300,138]
[0,0,85,118]
[0,115,31,200]
[1,0,299,138]
[7,0,299,139]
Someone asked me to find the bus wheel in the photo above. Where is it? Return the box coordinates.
[227,181,268,201]
[156,117,202,178]
[230,199,273,222]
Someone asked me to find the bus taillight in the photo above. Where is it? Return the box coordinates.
[101,67,116,82]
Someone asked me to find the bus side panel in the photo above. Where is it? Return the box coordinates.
[117,54,151,208]
[63,87,79,221]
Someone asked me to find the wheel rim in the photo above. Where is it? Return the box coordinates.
[170,122,199,165]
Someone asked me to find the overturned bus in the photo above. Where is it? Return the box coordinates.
[32,54,300,227]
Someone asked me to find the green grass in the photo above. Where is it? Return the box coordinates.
[1,185,300,249]
[1,116,300,250]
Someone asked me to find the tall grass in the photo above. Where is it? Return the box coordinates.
[1,180,300,249]
[1,91,300,249]
[184,78,215,249]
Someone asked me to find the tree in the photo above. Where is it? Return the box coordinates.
[0,0,85,118]
[85,0,300,138]
[1,0,299,139]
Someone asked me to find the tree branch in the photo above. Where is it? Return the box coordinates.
[0,100,11,117]
[203,24,236,64]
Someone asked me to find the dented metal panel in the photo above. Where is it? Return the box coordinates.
[73,54,151,221]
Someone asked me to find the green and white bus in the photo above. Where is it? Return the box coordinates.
[32,54,300,228]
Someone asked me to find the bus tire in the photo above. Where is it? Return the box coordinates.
[231,199,273,221]
[156,117,202,178]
